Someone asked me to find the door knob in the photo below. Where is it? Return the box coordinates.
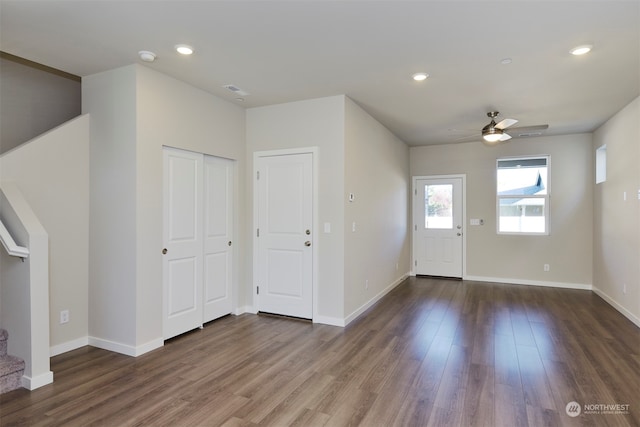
[457,233,462,236]
[228,241,232,246]
[162,248,168,254]
[305,241,311,247]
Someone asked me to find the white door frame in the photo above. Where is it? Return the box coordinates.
[411,174,467,278]
[253,147,318,321]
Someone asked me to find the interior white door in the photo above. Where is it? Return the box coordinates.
[413,177,463,278]
[203,155,233,323]
[256,152,313,319]
[163,147,204,339]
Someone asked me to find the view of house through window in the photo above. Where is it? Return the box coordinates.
[497,156,549,234]
[425,184,453,229]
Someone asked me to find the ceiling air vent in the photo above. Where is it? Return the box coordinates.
[517,132,543,138]
[222,84,250,97]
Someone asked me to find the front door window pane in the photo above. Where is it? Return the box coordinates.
[425,184,453,229]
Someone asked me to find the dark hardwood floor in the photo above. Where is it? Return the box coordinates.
[1,277,639,426]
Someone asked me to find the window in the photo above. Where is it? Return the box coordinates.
[497,156,549,234]
[596,145,606,184]
[424,184,453,229]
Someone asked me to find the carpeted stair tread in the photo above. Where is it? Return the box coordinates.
[0,329,25,394]
[0,354,25,375]
[0,328,7,356]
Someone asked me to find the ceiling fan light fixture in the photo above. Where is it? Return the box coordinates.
[570,44,592,56]
[483,131,503,144]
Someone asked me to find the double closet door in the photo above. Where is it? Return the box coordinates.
[162,147,234,340]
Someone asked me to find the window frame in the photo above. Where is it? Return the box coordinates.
[496,155,550,236]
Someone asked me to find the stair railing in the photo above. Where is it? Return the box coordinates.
[0,218,29,259]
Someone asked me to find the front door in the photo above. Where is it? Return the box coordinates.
[413,176,464,278]
[255,152,313,319]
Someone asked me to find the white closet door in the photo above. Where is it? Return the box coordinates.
[203,155,233,323]
[163,147,235,339]
[163,147,204,339]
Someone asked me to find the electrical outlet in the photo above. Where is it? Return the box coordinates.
[365,279,369,289]
[623,283,627,294]
[396,263,399,271]
[544,264,550,272]
[60,310,69,324]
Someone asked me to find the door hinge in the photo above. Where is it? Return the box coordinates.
[257,171,260,180]
[257,228,260,237]
[414,225,417,231]
[414,260,417,267]
[414,188,417,196]
[257,286,259,295]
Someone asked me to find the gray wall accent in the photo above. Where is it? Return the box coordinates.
[0,55,80,154]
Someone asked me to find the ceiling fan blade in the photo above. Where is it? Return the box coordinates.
[495,118,518,130]
[453,133,481,142]
[499,132,512,142]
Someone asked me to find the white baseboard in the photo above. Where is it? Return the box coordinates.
[22,370,53,390]
[234,305,257,315]
[88,336,163,357]
[464,275,592,291]
[343,273,409,327]
[313,315,345,327]
[50,336,89,357]
[592,286,640,328]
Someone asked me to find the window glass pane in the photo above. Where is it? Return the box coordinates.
[425,184,453,229]
[497,158,547,195]
[498,197,546,233]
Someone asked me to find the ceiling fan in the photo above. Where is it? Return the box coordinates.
[482,111,518,144]
[454,111,549,145]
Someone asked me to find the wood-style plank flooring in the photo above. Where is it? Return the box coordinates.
[1,277,639,426]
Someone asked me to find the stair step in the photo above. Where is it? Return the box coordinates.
[0,355,25,394]
[0,329,7,357]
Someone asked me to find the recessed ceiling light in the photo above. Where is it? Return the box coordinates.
[175,44,194,55]
[412,72,429,81]
[500,58,512,65]
[570,44,592,56]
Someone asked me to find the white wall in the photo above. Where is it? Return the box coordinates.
[83,66,138,352]
[410,133,593,288]
[593,96,640,326]
[0,115,90,354]
[135,65,246,345]
[344,98,410,321]
[247,96,346,322]
[83,64,246,354]
[246,95,410,325]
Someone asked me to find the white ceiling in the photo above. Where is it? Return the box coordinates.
[1,1,638,146]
